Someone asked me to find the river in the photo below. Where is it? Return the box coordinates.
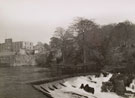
[0,66,52,98]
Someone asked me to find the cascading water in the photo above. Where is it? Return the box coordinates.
[38,73,135,98]
[126,79,135,93]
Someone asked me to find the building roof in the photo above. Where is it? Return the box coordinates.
[0,51,16,56]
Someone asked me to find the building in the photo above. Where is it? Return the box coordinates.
[0,38,35,66]
[34,42,48,54]
[0,38,33,52]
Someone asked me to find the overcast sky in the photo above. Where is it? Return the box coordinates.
[0,0,135,44]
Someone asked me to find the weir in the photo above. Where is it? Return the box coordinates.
[33,73,135,98]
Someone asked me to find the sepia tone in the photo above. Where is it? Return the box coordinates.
[0,0,135,98]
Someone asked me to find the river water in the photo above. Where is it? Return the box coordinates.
[0,66,51,98]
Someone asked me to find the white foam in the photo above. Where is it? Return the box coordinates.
[48,73,124,98]
[126,79,135,93]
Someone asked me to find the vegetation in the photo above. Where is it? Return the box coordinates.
[36,17,135,74]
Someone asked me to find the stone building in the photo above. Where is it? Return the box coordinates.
[0,38,33,52]
[34,42,48,54]
[0,38,35,66]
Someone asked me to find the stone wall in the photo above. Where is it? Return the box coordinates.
[13,55,36,66]
[0,55,15,66]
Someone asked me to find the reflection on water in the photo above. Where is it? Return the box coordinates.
[0,66,51,98]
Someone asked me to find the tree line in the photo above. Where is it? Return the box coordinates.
[36,17,135,73]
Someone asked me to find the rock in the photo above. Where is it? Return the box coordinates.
[84,84,94,94]
[101,81,114,92]
[114,80,126,95]
[95,73,100,77]
[90,81,97,84]
[101,70,109,77]
[109,73,119,83]
[88,77,92,80]
[125,74,134,87]
[110,73,124,82]
[80,84,84,89]
[109,73,126,95]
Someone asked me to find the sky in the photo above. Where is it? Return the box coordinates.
[0,0,135,44]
